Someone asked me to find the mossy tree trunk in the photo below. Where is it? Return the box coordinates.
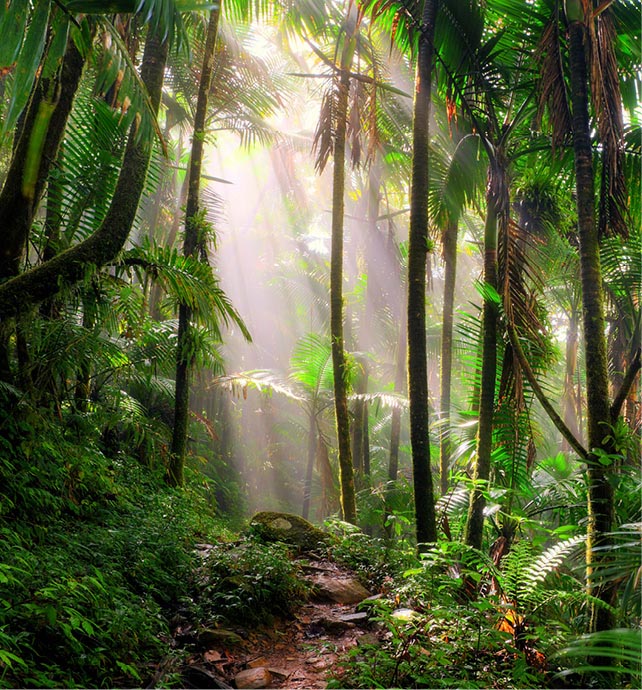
[407,0,439,547]
[567,9,615,634]
[439,219,458,495]
[330,61,357,524]
[0,33,87,380]
[0,28,168,319]
[464,167,499,552]
[168,7,221,487]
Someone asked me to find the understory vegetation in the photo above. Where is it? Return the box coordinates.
[0,399,639,688]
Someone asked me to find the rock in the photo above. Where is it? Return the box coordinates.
[313,615,355,634]
[198,628,244,648]
[309,574,371,604]
[391,607,420,622]
[234,667,272,689]
[339,612,369,624]
[267,668,290,679]
[249,511,332,551]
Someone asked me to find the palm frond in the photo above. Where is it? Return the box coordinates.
[289,333,334,397]
[554,628,642,685]
[536,14,571,150]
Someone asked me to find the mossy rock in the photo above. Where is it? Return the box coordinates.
[249,511,333,552]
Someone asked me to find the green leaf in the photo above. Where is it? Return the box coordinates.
[0,1,29,69]
[2,1,51,139]
[41,10,70,80]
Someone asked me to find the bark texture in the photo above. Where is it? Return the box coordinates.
[0,35,87,282]
[568,17,615,634]
[407,0,439,547]
[464,176,498,552]
[439,219,457,495]
[168,7,221,488]
[0,29,168,319]
[330,62,357,524]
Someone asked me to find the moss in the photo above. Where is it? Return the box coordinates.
[249,511,333,552]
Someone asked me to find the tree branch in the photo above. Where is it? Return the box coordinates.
[505,314,588,459]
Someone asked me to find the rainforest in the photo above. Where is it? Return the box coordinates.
[0,1,640,688]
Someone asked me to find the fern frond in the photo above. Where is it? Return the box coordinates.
[520,534,586,596]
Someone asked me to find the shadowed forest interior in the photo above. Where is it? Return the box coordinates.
[0,0,640,688]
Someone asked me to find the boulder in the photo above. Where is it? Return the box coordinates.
[309,575,371,604]
[234,667,272,689]
[249,511,332,551]
[198,628,244,648]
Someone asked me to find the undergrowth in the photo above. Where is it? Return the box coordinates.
[0,403,227,688]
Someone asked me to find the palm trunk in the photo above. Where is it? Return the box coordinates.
[567,14,616,634]
[465,177,498,552]
[439,219,458,495]
[388,320,406,482]
[330,62,357,524]
[562,309,582,449]
[0,28,168,318]
[0,34,87,282]
[0,33,87,380]
[168,7,221,487]
[302,411,317,519]
[407,0,439,547]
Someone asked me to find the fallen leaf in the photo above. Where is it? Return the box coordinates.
[203,650,222,663]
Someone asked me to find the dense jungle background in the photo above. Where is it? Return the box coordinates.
[0,0,640,688]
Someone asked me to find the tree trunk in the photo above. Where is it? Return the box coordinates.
[0,33,87,379]
[407,0,439,548]
[0,34,87,282]
[168,7,221,488]
[302,411,317,520]
[330,61,357,524]
[0,28,168,319]
[567,14,616,634]
[562,308,582,449]
[464,173,499,552]
[439,219,458,495]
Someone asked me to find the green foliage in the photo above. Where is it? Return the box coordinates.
[197,538,310,626]
[324,518,414,590]
[554,628,642,687]
[0,404,224,688]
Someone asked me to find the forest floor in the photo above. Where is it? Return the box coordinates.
[177,556,383,689]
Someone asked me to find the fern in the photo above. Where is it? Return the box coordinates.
[520,534,586,595]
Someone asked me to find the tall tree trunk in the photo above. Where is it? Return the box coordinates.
[302,411,317,520]
[0,28,168,318]
[465,170,499,552]
[439,219,458,495]
[168,7,221,488]
[0,34,87,281]
[0,33,87,379]
[388,318,406,482]
[407,0,439,547]
[567,11,616,634]
[331,60,357,524]
[562,308,582,449]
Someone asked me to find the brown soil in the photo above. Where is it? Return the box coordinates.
[177,559,384,689]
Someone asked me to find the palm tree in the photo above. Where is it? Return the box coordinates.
[0,9,171,316]
[168,7,222,487]
[538,0,641,635]
[311,3,368,524]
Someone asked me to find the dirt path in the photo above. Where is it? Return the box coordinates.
[179,558,382,689]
